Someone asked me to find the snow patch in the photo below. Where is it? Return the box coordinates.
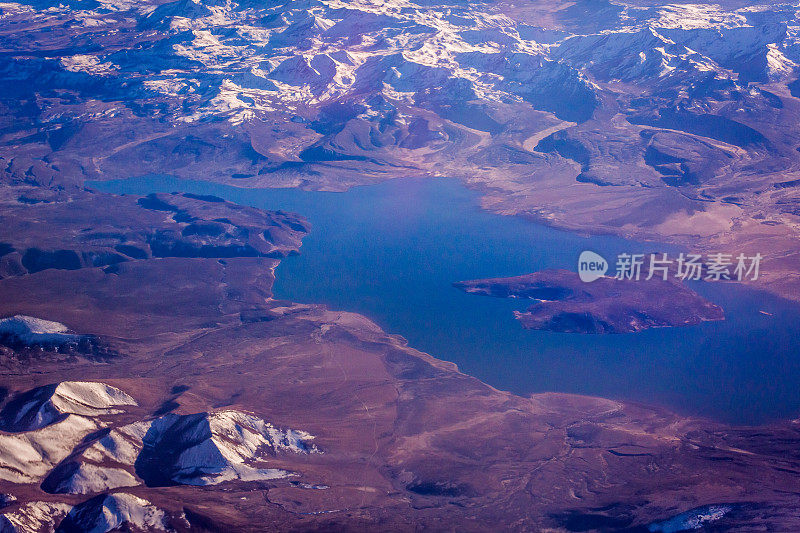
[0,501,70,533]
[44,409,319,493]
[650,4,749,30]
[0,316,79,345]
[0,415,100,483]
[64,493,170,533]
[46,463,139,495]
[1,381,137,432]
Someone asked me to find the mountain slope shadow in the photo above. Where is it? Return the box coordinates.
[133,413,213,487]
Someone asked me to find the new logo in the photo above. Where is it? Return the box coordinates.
[578,250,608,283]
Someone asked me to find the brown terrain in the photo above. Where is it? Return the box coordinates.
[2,0,800,530]
[0,187,797,531]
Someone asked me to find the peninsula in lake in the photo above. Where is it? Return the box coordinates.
[454,269,725,333]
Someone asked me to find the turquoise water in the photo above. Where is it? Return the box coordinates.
[90,176,800,424]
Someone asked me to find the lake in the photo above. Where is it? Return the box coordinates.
[90,175,800,425]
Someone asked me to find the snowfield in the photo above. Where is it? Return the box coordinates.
[0,316,80,346]
[0,381,138,432]
[0,494,177,533]
[0,415,100,483]
[50,409,320,491]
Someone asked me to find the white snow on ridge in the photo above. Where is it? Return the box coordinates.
[650,4,749,30]
[205,79,279,123]
[0,2,33,20]
[553,27,730,82]
[49,382,137,417]
[0,414,100,483]
[9,0,798,130]
[48,409,320,493]
[766,44,797,79]
[173,29,252,68]
[4,381,137,433]
[0,494,174,533]
[82,420,150,465]
[0,380,320,506]
[210,410,318,456]
[0,315,79,345]
[63,493,172,533]
[0,501,71,533]
[61,54,116,76]
[0,381,137,483]
[46,463,139,495]
[96,0,154,14]
[164,410,320,485]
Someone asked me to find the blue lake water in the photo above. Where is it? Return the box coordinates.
[90,176,800,425]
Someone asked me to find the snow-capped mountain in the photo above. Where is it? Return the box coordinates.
[2,0,797,144]
[0,414,101,484]
[3,0,800,216]
[43,409,319,493]
[0,494,180,533]
[0,382,320,530]
[0,380,137,483]
[0,501,72,533]
[0,381,137,432]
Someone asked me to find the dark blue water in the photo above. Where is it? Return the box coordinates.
[90,176,800,425]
